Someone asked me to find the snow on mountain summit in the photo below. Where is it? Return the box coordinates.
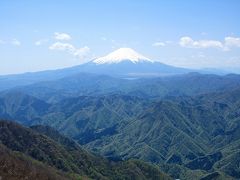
[93,48,153,64]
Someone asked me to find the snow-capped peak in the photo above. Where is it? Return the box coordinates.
[93,48,153,64]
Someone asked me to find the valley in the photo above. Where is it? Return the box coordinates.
[1,65,240,179]
[1,1,239,179]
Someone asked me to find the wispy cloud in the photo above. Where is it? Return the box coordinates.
[49,42,75,51]
[35,39,48,46]
[11,39,21,46]
[73,46,90,58]
[54,32,72,41]
[101,37,107,41]
[0,39,21,46]
[179,36,223,49]
[49,42,90,59]
[224,37,240,48]
[179,36,240,51]
[152,42,165,47]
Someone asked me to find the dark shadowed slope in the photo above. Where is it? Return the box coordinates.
[0,144,69,180]
[0,120,171,180]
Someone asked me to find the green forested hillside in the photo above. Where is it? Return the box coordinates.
[0,74,240,179]
[84,88,240,179]
[0,120,171,180]
[0,143,70,180]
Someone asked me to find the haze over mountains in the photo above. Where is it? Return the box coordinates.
[1,0,240,179]
[0,48,229,93]
[0,47,240,179]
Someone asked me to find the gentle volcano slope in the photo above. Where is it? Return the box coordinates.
[0,48,202,91]
[0,120,171,180]
[79,48,192,77]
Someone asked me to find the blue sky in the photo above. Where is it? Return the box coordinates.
[0,0,240,74]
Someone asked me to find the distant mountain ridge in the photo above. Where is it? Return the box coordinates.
[0,48,240,179]
[0,48,231,91]
[6,72,240,103]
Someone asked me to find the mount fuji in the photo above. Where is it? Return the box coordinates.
[77,48,192,77]
[0,48,214,90]
[93,48,153,64]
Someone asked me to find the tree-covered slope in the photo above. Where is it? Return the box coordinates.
[0,143,70,180]
[0,120,171,180]
[82,88,240,179]
[0,91,49,125]
[1,74,240,179]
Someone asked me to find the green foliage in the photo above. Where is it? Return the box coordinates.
[1,73,240,179]
[0,120,171,179]
[0,143,70,180]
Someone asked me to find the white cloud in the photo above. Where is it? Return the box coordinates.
[54,32,72,41]
[152,42,165,47]
[49,42,75,51]
[179,36,240,51]
[49,42,90,59]
[35,39,48,46]
[179,37,193,47]
[101,37,107,41]
[0,39,21,46]
[73,46,90,58]
[165,41,173,44]
[179,36,223,49]
[11,39,21,46]
[224,37,240,47]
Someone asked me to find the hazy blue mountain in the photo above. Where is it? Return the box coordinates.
[0,54,240,179]
[0,91,50,125]
[0,48,230,92]
[0,61,191,91]
[76,60,192,77]
[77,48,226,77]
[8,72,240,103]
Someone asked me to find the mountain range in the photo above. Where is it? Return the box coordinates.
[0,48,226,91]
[0,48,240,179]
